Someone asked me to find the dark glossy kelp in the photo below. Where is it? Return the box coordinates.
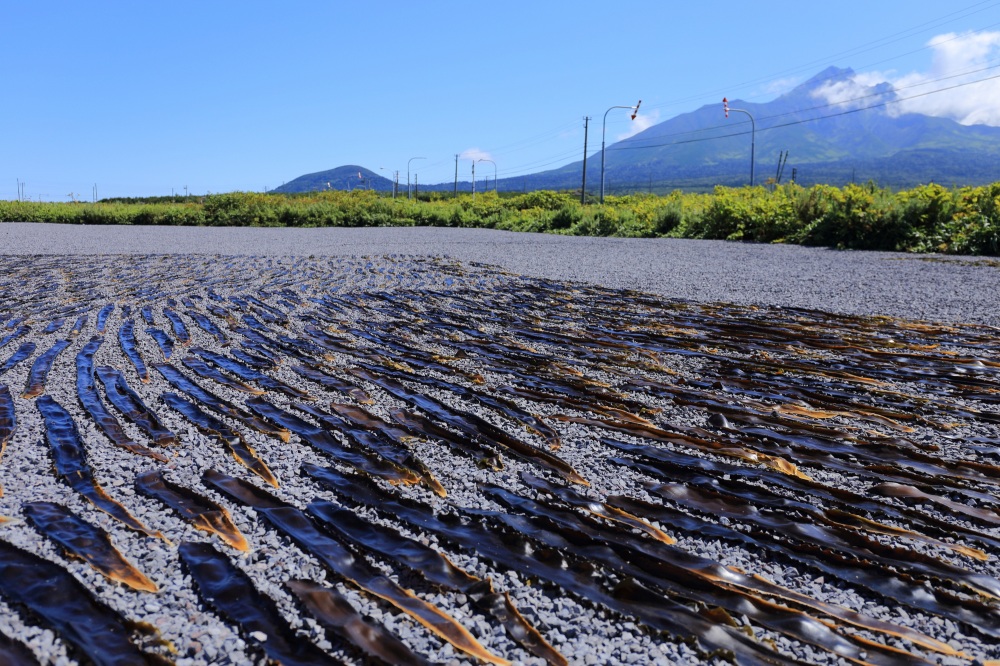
[193,348,311,399]
[349,367,587,485]
[23,501,158,592]
[203,469,510,666]
[135,469,249,551]
[36,394,163,539]
[0,538,168,666]
[0,384,14,461]
[0,341,35,376]
[180,355,263,395]
[307,500,567,666]
[21,339,71,399]
[0,325,30,350]
[146,328,174,360]
[286,578,433,666]
[117,319,149,383]
[95,303,114,334]
[177,541,342,666]
[75,337,167,462]
[96,365,177,447]
[161,308,190,345]
[296,401,445,496]
[245,397,421,487]
[160,392,277,487]
[0,631,38,666]
[187,311,227,346]
[153,362,290,442]
[302,463,798,664]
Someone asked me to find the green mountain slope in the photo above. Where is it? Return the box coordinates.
[277,67,1000,194]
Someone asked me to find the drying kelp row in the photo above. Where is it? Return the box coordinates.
[0,253,998,665]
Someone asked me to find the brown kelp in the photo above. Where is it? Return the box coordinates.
[23,501,158,592]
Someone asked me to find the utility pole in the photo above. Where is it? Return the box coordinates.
[453,154,459,197]
[184,185,188,197]
[581,116,590,204]
[414,174,418,198]
[471,160,476,200]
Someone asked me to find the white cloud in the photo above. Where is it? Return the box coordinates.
[762,76,805,97]
[811,71,890,110]
[459,148,493,161]
[811,31,1000,126]
[616,110,660,141]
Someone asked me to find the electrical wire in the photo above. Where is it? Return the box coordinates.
[616,58,1000,150]
[640,0,1000,114]
[609,70,1000,152]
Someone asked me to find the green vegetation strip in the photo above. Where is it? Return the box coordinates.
[2,182,998,254]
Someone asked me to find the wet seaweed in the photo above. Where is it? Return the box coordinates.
[202,469,510,666]
[177,541,342,666]
[286,579,433,666]
[23,501,158,592]
[152,363,290,441]
[117,319,149,383]
[160,392,277,487]
[95,303,114,334]
[0,384,14,462]
[75,337,167,462]
[135,470,249,551]
[245,397,420,486]
[146,328,174,360]
[161,308,190,344]
[0,341,35,377]
[349,366,587,485]
[36,394,163,539]
[96,365,178,447]
[21,339,72,399]
[0,538,168,666]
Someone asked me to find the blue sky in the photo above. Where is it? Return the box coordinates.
[4,1,1000,200]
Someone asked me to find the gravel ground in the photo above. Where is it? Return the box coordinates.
[1,223,997,326]
[0,224,998,666]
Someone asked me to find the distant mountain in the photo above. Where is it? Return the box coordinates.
[275,67,1000,194]
[271,165,394,194]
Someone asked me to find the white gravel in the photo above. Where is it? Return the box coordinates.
[0,224,997,666]
[1,223,997,326]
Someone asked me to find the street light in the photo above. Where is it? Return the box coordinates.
[407,157,426,199]
[477,159,496,193]
[601,99,641,204]
[380,167,399,198]
[723,98,755,186]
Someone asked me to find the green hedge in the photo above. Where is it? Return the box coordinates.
[2,183,998,255]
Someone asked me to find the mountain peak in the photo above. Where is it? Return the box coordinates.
[802,66,856,88]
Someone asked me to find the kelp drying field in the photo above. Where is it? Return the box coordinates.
[2,181,999,255]
[0,254,999,665]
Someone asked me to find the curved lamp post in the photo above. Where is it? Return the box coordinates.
[601,99,641,204]
[407,157,426,199]
[380,167,399,198]
[477,159,496,193]
[723,98,755,186]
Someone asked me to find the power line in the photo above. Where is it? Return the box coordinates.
[617,58,1000,151]
[641,0,1000,115]
[406,4,1000,187]
[610,70,1000,152]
